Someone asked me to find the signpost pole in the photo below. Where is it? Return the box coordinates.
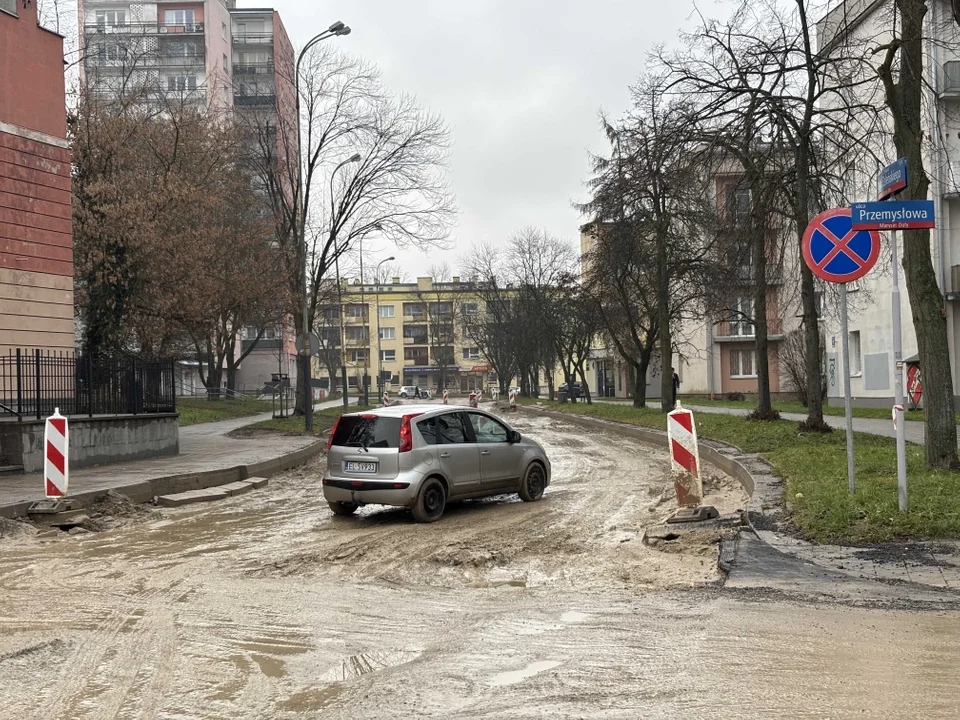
[890,230,908,511]
[840,282,855,494]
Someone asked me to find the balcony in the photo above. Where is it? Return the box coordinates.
[404,358,428,367]
[234,94,276,106]
[84,21,205,35]
[90,55,205,70]
[403,336,428,346]
[233,62,275,75]
[344,314,369,324]
[233,33,273,45]
[715,318,783,341]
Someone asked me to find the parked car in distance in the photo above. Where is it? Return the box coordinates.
[558,381,589,396]
[322,406,551,522]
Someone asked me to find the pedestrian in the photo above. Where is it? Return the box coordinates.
[672,371,680,408]
[414,385,422,400]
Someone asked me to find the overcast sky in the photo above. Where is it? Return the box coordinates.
[266,0,700,278]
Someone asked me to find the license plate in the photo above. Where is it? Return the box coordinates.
[344,461,378,474]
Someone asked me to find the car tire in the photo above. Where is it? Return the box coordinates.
[411,477,446,523]
[519,462,546,502]
[328,501,359,516]
[400,392,408,399]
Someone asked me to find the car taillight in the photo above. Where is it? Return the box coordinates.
[399,412,423,453]
[327,414,342,450]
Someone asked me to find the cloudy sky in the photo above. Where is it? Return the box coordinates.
[268,0,701,277]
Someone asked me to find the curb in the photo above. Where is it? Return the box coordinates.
[0,438,326,520]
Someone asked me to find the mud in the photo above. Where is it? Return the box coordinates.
[1,412,958,717]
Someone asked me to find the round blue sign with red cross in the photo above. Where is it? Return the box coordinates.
[802,208,881,284]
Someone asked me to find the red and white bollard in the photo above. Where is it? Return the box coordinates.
[508,388,516,411]
[667,405,702,506]
[443,389,449,404]
[469,392,478,409]
[382,390,390,407]
[44,408,69,498]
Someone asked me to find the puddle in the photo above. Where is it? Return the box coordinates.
[490,660,562,687]
[250,653,286,678]
[280,685,344,711]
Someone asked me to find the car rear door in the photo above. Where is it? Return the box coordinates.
[467,412,523,490]
[435,411,480,495]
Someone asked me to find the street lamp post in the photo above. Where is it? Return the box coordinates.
[294,20,350,430]
[374,256,395,400]
[330,154,362,412]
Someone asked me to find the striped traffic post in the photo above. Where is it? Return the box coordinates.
[469,392,478,409]
[44,408,69,498]
[508,388,516,411]
[667,404,701,506]
[443,389,448,404]
[382,390,390,407]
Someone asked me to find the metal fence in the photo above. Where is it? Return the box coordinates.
[0,350,176,420]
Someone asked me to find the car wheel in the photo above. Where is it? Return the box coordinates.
[328,501,359,516]
[400,392,408,398]
[412,477,446,523]
[519,462,546,502]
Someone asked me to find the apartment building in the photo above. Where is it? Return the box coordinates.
[0,0,74,354]
[313,277,496,395]
[817,0,959,408]
[79,0,235,110]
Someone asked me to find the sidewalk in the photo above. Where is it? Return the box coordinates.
[0,398,352,518]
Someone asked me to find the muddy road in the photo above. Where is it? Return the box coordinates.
[1,409,959,718]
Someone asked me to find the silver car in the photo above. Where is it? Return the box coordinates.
[322,405,551,522]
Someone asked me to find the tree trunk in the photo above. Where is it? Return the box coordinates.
[294,309,306,415]
[577,365,592,405]
[633,359,648,408]
[753,217,774,419]
[891,0,958,468]
[657,233,673,411]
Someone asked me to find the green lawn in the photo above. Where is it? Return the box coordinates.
[177,396,276,426]
[244,405,372,437]
[517,397,960,544]
[677,396,933,422]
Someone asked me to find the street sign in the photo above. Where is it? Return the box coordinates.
[295,332,321,356]
[877,157,908,200]
[802,208,881,284]
[907,364,923,406]
[851,200,935,231]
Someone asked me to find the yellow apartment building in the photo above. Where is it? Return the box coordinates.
[312,276,495,395]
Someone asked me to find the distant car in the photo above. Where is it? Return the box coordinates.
[322,405,551,522]
[558,381,589,397]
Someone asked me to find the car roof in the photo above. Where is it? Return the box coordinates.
[343,404,481,419]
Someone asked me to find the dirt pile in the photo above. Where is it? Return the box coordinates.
[80,490,161,532]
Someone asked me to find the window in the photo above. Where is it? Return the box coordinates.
[417,417,439,445]
[332,415,402,449]
[378,305,395,318]
[431,302,452,316]
[322,306,339,320]
[849,331,862,376]
[730,296,754,337]
[437,412,470,444]
[404,303,423,317]
[167,75,197,91]
[463,347,480,360]
[403,325,427,343]
[350,350,367,363]
[463,302,478,316]
[96,10,126,28]
[98,43,128,62]
[164,9,195,26]
[346,326,368,341]
[468,413,509,444]
[730,349,757,378]
[167,42,199,58]
[223,53,228,71]
[221,21,227,40]
[381,349,396,363]
[347,304,367,318]
[379,327,395,340]
[725,185,751,219]
[405,348,428,361]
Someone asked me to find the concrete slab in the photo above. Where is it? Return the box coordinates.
[156,488,228,507]
[219,481,255,497]
[245,476,269,489]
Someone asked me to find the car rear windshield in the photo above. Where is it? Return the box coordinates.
[332,416,402,449]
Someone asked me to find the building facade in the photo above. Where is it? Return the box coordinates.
[313,277,498,395]
[817,0,959,408]
[0,0,73,354]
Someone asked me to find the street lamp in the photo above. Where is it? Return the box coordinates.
[331,153,363,411]
[374,256,395,400]
[295,20,351,430]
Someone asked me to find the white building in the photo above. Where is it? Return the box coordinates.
[817,0,959,409]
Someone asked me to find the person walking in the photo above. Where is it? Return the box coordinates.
[414,385,422,400]
[672,371,681,408]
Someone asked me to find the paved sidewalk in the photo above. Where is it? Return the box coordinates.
[0,398,352,517]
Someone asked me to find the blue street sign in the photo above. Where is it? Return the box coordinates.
[878,157,908,200]
[802,208,881,284]
[851,200,935,231]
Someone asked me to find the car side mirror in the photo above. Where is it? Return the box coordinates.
[509,430,521,444]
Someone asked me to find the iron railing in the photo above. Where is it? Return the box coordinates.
[0,350,176,420]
